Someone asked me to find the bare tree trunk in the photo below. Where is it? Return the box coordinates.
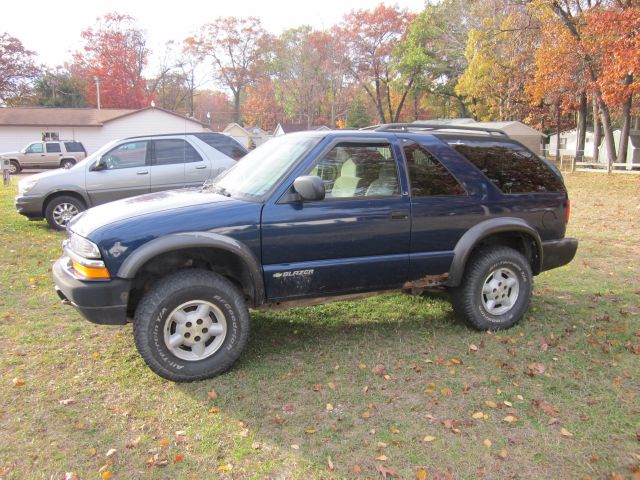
[233,88,241,124]
[597,93,617,173]
[617,74,633,166]
[593,96,601,163]
[555,101,561,161]
[633,115,640,130]
[575,92,587,163]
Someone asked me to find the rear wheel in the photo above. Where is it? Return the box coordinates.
[44,195,85,230]
[133,269,250,382]
[451,246,532,330]
[60,159,76,169]
[9,160,21,174]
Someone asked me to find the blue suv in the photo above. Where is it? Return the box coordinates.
[52,124,578,382]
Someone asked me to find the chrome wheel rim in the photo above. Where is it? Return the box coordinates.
[52,202,79,226]
[481,267,519,316]
[163,300,227,361]
[9,163,17,174]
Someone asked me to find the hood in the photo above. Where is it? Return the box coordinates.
[19,168,70,184]
[68,189,236,238]
[0,151,20,157]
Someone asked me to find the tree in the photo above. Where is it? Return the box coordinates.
[73,13,151,109]
[340,4,415,123]
[345,95,372,128]
[195,17,268,124]
[193,89,234,130]
[32,69,87,107]
[0,33,39,105]
[242,78,280,131]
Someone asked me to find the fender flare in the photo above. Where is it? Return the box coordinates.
[116,232,265,305]
[446,217,542,287]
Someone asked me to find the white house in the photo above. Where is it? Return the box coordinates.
[548,128,640,167]
[273,123,331,137]
[0,107,211,154]
[415,119,545,154]
[222,123,271,149]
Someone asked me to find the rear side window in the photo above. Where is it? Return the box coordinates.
[450,140,565,193]
[194,133,247,160]
[403,141,465,196]
[64,142,85,153]
[153,139,203,165]
[46,143,61,153]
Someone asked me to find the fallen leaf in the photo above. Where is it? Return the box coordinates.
[483,438,492,448]
[327,382,336,390]
[159,438,169,447]
[105,448,117,457]
[526,363,546,376]
[441,388,452,396]
[497,449,508,459]
[101,472,112,480]
[283,403,294,412]
[472,412,484,419]
[312,384,322,392]
[376,455,388,461]
[207,389,218,399]
[376,465,399,478]
[503,401,513,407]
[64,473,79,480]
[485,400,498,409]
[209,407,219,415]
[59,398,76,405]
[251,441,261,450]
[359,362,367,369]
[503,415,518,424]
[362,411,371,419]
[217,463,232,472]
[423,435,436,443]
[354,463,362,474]
[327,456,335,471]
[560,428,573,437]
[12,378,25,387]
[291,444,299,450]
[416,468,428,480]
[126,436,141,449]
[447,358,462,366]
[174,453,185,464]
[548,418,560,426]
[469,344,479,352]
[372,365,386,377]
[326,403,334,411]
[531,399,558,416]
[306,429,317,434]
[391,426,400,434]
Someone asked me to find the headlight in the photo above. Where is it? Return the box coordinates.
[69,233,102,259]
[18,178,38,195]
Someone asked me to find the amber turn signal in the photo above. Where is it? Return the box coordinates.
[72,260,110,279]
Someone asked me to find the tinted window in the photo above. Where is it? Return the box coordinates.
[307,142,400,199]
[403,141,465,196]
[193,133,247,160]
[26,143,44,154]
[64,142,85,153]
[46,143,61,153]
[450,140,565,193]
[153,139,203,166]
[102,141,148,170]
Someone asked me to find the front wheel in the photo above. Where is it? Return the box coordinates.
[133,269,250,382]
[450,246,533,330]
[60,159,76,169]
[9,160,21,174]
[44,195,85,230]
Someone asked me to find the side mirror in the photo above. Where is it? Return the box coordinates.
[91,158,106,171]
[293,175,325,202]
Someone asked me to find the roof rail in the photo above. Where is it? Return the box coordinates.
[361,123,509,137]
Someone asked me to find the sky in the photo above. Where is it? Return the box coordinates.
[3,0,427,73]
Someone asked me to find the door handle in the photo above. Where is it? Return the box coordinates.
[41,154,46,156]
[390,211,408,221]
[195,165,207,170]
[136,170,149,175]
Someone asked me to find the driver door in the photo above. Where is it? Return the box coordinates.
[22,142,45,167]
[85,140,151,206]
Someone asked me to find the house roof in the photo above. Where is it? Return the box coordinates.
[416,119,543,137]
[223,123,270,137]
[0,106,209,127]
[275,123,331,134]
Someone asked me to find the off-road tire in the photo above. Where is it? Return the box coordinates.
[451,246,532,331]
[44,195,85,230]
[9,160,21,174]
[60,159,76,169]
[133,269,250,382]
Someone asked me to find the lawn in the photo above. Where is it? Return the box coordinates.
[0,173,638,480]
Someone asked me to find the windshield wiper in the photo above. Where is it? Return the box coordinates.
[214,185,232,197]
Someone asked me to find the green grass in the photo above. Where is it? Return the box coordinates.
[0,173,639,479]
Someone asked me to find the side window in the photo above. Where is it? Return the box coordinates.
[153,139,203,166]
[64,142,85,153]
[306,142,400,199]
[101,141,148,170]
[194,134,247,160]
[403,141,465,196]
[46,143,61,153]
[450,141,565,193]
[26,143,44,154]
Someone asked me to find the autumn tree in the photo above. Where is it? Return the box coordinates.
[73,14,151,109]
[340,4,415,123]
[0,33,39,105]
[193,89,234,130]
[32,68,87,107]
[195,17,268,124]
[242,78,280,131]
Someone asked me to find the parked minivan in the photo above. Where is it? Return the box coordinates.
[14,133,247,230]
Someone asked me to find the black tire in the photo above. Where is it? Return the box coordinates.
[133,269,250,382]
[60,159,76,169]
[450,246,532,331]
[9,160,21,175]
[44,195,86,230]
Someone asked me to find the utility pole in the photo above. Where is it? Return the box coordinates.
[94,76,101,110]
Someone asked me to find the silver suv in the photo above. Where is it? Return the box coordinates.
[2,141,87,173]
[15,133,247,230]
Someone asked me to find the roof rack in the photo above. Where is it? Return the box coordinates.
[361,123,508,137]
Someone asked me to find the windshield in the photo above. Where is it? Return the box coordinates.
[211,134,321,200]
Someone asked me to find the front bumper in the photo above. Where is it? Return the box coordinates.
[52,257,131,325]
[540,237,578,272]
[14,194,45,220]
